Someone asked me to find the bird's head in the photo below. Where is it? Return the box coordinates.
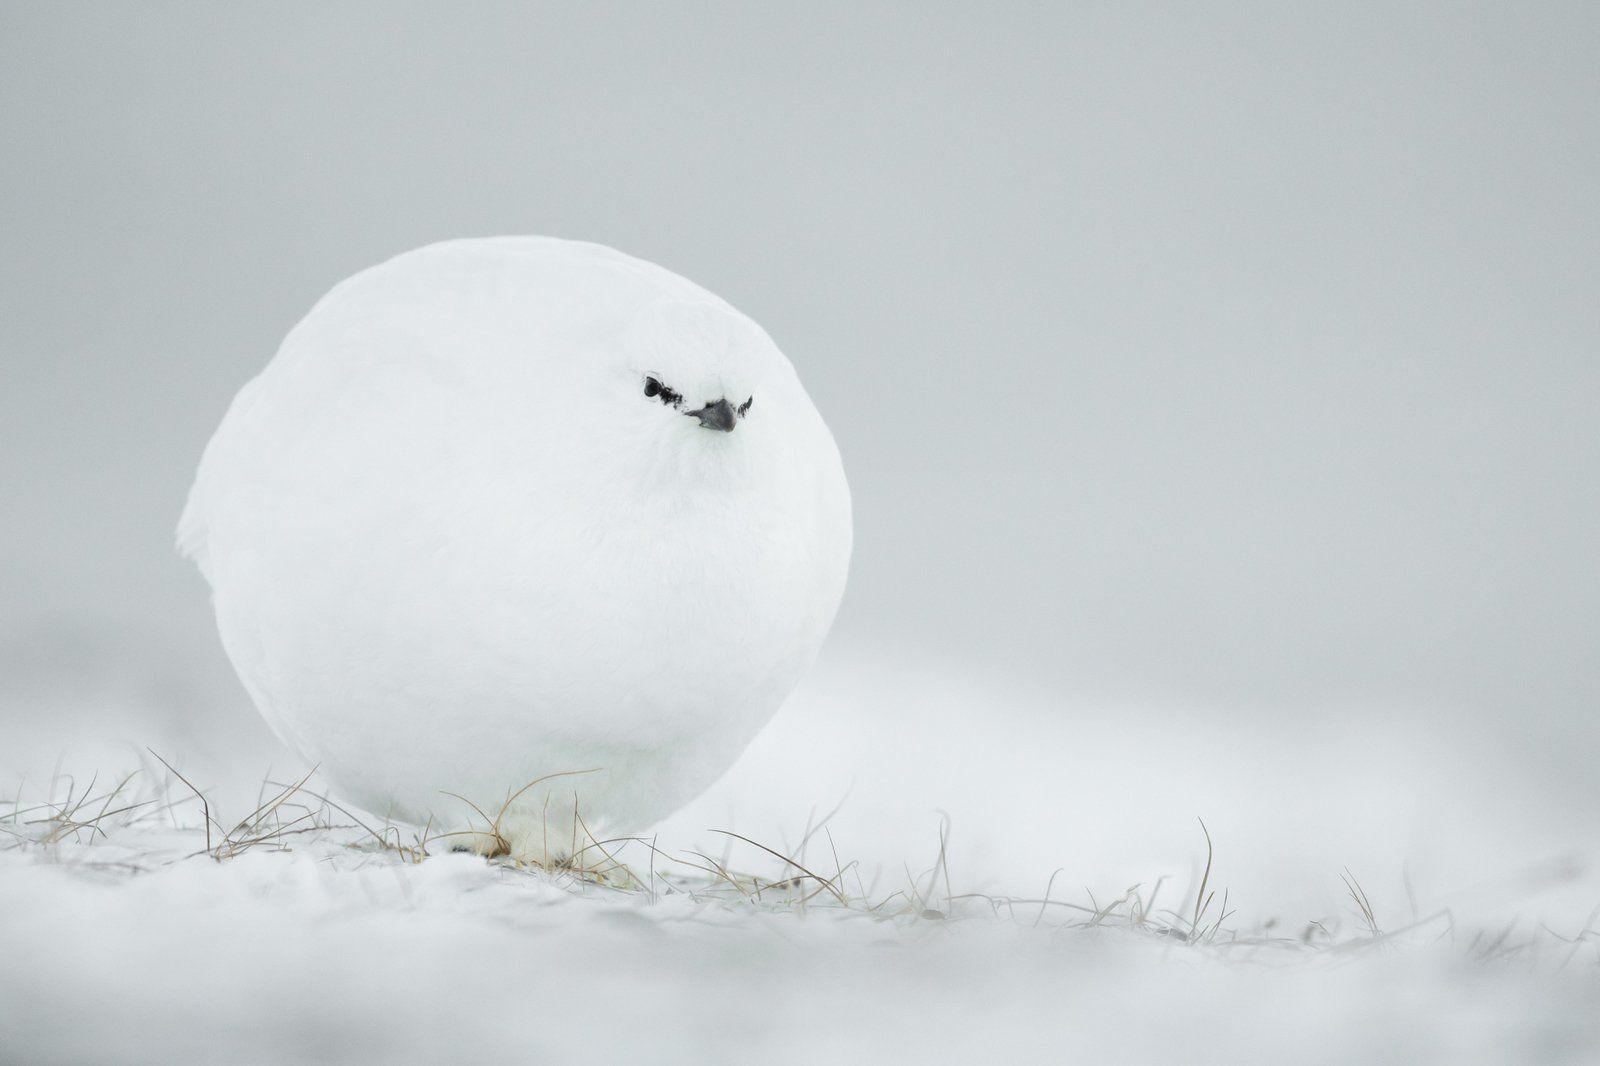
[623,299,778,440]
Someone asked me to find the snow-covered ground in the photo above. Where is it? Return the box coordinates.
[3,653,1597,1063]
[3,827,1596,1066]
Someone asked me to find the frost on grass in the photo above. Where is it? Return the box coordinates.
[1,758,1597,1066]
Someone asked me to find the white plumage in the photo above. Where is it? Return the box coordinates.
[180,237,851,860]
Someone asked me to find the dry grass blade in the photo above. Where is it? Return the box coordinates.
[795,788,852,860]
[438,768,603,862]
[147,748,219,855]
[492,768,601,845]
[1034,868,1064,928]
[1341,868,1380,937]
[680,850,752,898]
[1190,817,1215,943]
[799,860,859,905]
[215,765,323,858]
[706,829,846,905]
[932,812,954,914]
[21,770,155,845]
[1554,902,1600,972]
[571,810,645,890]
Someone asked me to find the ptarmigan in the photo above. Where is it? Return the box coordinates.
[179,237,852,862]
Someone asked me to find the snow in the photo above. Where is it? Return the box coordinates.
[2,830,1595,1065]
[2,653,1597,1064]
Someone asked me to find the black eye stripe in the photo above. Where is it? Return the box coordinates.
[644,379,753,413]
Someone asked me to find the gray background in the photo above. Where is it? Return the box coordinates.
[2,4,1596,785]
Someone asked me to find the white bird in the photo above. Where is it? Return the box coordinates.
[179,236,851,862]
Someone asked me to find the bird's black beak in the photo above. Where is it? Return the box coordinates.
[688,398,738,433]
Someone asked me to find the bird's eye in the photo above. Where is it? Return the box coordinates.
[643,376,682,407]
[737,396,753,417]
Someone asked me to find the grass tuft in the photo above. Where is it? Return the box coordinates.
[3,761,1595,972]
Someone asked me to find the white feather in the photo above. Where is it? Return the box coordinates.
[180,236,852,858]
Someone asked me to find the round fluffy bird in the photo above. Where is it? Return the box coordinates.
[179,237,852,862]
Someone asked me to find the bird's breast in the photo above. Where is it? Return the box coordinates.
[416,461,838,748]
